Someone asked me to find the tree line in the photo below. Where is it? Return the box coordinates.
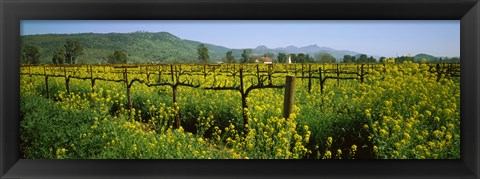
[22,42,460,65]
[22,40,128,65]
[196,44,340,64]
[214,46,377,64]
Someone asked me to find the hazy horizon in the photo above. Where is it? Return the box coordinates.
[21,20,460,58]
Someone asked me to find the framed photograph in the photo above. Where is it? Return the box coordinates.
[1,0,479,178]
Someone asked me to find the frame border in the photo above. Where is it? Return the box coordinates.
[1,0,479,178]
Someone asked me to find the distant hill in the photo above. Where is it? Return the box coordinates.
[21,32,221,64]
[20,32,446,64]
[183,40,244,60]
[413,53,438,62]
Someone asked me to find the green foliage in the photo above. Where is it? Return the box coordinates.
[22,45,41,64]
[20,32,453,65]
[107,49,127,64]
[224,51,236,63]
[296,53,307,63]
[286,53,315,63]
[197,44,210,63]
[357,54,369,63]
[343,55,354,63]
[20,63,460,159]
[277,53,287,63]
[20,32,200,64]
[315,53,336,63]
[52,49,65,64]
[344,55,377,64]
[412,54,459,63]
[395,55,415,63]
[241,49,252,63]
[413,53,437,62]
[20,95,97,158]
[64,40,84,64]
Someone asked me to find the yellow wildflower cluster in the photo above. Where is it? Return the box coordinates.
[20,62,459,159]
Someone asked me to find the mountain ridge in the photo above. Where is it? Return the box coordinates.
[20,31,444,64]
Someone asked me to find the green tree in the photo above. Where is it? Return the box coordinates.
[368,56,377,63]
[225,51,235,63]
[450,57,460,63]
[343,55,354,63]
[22,45,40,64]
[277,53,287,63]
[315,53,336,63]
[396,56,414,63]
[52,49,65,64]
[241,49,252,63]
[357,54,368,63]
[107,49,127,64]
[197,44,209,63]
[305,54,314,63]
[64,40,83,64]
[296,53,307,63]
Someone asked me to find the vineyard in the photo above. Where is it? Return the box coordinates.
[20,61,460,159]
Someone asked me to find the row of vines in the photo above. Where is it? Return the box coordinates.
[20,61,460,159]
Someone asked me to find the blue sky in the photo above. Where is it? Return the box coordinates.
[21,20,460,57]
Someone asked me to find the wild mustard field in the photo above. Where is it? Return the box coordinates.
[20,61,460,159]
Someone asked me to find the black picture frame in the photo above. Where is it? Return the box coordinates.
[1,0,479,178]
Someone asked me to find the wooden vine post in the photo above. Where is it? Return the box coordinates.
[283,75,295,119]
[114,66,136,114]
[90,65,95,92]
[125,67,133,113]
[171,65,180,129]
[239,68,248,127]
[63,66,70,96]
[308,64,312,93]
[256,64,260,84]
[336,64,340,85]
[145,66,150,82]
[268,64,273,85]
[319,67,324,93]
